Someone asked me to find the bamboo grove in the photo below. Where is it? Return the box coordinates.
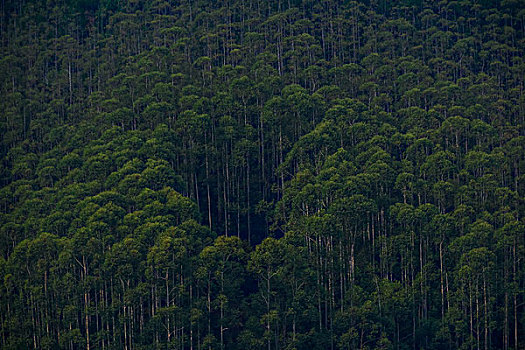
[0,0,524,349]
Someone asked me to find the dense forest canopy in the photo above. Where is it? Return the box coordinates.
[0,0,524,349]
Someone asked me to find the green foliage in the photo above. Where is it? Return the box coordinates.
[1,0,524,349]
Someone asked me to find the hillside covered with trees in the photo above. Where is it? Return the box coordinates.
[0,0,524,349]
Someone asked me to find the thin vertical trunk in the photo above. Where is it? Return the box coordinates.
[68,59,72,105]
[513,241,518,349]
[207,275,211,350]
[83,255,90,350]
[166,270,170,343]
[504,291,508,350]
[260,111,266,199]
[205,144,212,230]
[31,292,37,349]
[440,241,445,321]
[246,156,251,244]
[514,294,518,350]
[267,267,271,350]
[469,279,473,349]
[483,276,488,350]
[237,173,241,237]
[220,271,224,350]
[476,281,480,350]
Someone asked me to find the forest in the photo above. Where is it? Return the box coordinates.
[0,0,524,349]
